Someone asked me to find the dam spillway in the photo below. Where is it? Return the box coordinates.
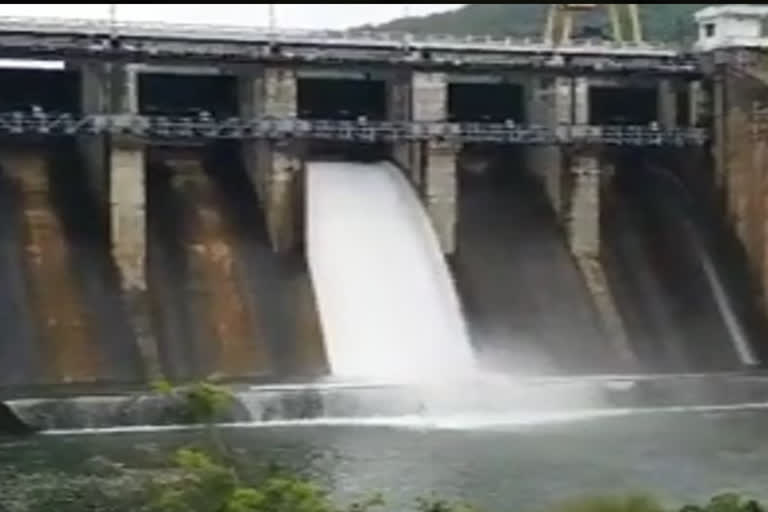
[0,13,765,400]
[146,145,328,383]
[601,154,748,373]
[306,160,474,381]
[0,145,143,389]
[454,152,616,375]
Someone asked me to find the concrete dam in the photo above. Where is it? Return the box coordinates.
[0,11,767,398]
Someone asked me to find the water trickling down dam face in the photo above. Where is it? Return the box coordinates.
[0,29,765,400]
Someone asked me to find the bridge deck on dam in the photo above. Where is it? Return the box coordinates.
[0,16,697,72]
[0,16,679,56]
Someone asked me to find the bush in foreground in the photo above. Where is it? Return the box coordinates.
[1,454,764,512]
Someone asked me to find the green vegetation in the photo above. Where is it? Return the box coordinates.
[151,378,236,424]
[146,448,385,512]
[2,451,766,512]
[359,4,713,43]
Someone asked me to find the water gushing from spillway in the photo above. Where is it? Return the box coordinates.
[306,161,475,382]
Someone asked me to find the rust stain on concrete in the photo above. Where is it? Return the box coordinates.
[0,150,100,383]
[165,152,273,379]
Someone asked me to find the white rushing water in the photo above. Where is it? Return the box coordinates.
[306,161,475,381]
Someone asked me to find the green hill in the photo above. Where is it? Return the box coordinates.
[359,4,711,43]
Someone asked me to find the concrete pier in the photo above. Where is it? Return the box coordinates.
[388,70,411,172]
[567,154,601,257]
[78,62,109,205]
[688,80,705,127]
[266,142,302,253]
[526,76,590,216]
[108,65,160,379]
[411,72,457,254]
[240,67,300,252]
[386,70,457,253]
[658,79,679,129]
[567,152,633,364]
[423,141,458,254]
[526,77,565,215]
[523,75,631,362]
[110,140,159,379]
[238,69,265,200]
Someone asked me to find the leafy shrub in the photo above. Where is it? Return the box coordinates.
[182,381,235,425]
[151,379,235,425]
[415,495,480,512]
[145,448,384,512]
[550,494,666,512]
[0,470,155,512]
[680,493,766,512]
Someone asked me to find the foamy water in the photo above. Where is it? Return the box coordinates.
[40,401,768,436]
[306,161,475,381]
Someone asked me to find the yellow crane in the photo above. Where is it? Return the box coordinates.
[543,4,643,46]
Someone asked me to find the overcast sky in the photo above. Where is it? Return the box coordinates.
[0,4,464,30]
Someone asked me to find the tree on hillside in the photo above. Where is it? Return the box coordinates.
[363,4,712,43]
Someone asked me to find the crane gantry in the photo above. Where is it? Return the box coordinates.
[544,4,643,46]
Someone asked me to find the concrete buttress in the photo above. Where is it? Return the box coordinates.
[567,152,634,365]
[109,65,161,379]
[424,141,459,255]
[240,67,300,252]
[388,70,411,172]
[408,72,458,254]
[525,74,632,364]
[78,62,109,206]
[411,72,448,188]
[658,79,679,129]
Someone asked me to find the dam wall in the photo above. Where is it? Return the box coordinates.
[0,33,765,396]
[710,52,768,324]
[0,144,144,392]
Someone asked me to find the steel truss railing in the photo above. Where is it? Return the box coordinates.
[0,113,709,147]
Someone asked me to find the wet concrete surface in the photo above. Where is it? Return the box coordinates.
[147,145,327,383]
[453,155,616,375]
[0,146,143,388]
[602,157,741,373]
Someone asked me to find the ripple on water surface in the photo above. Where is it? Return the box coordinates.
[2,407,768,511]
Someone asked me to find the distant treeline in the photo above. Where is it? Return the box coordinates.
[359,4,713,43]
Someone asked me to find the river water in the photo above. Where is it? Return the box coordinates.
[3,408,768,511]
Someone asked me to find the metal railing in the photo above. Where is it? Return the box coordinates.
[0,112,709,146]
